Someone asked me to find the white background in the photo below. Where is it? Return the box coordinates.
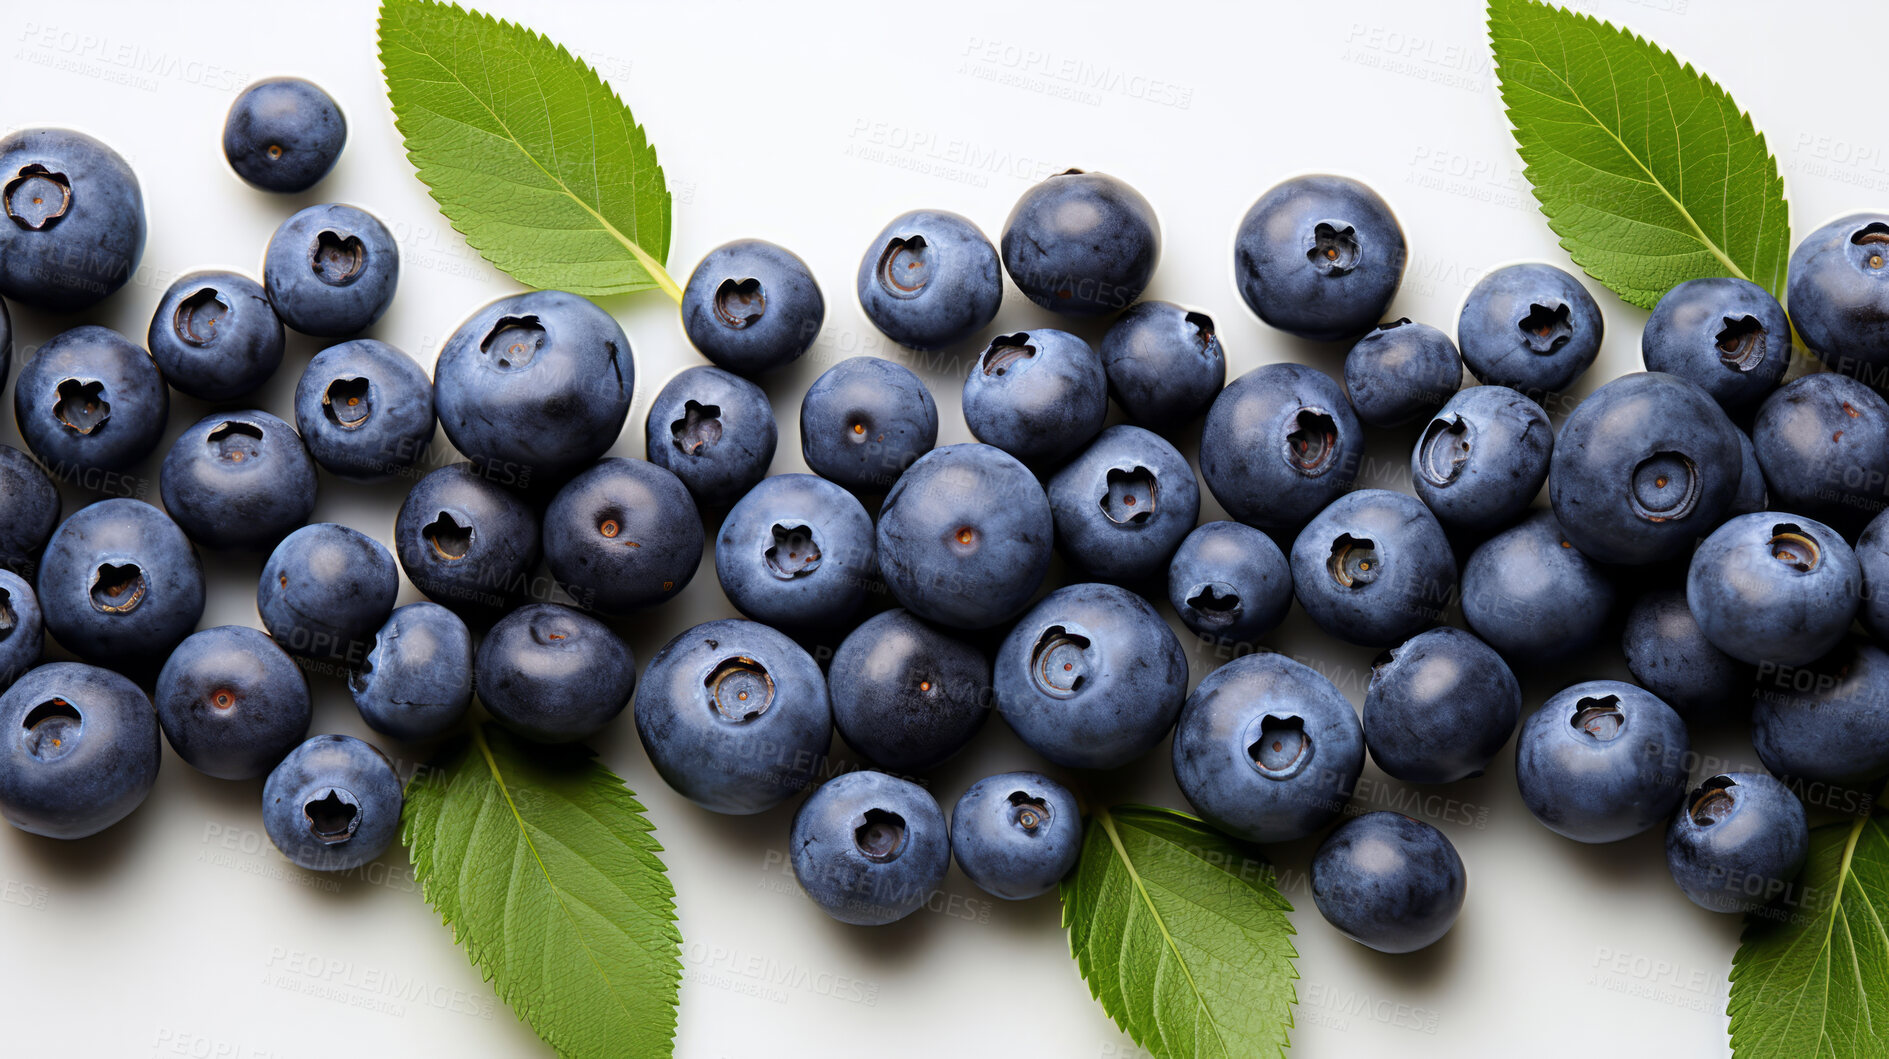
[0,0,1875,1056]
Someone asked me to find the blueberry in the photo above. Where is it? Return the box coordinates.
[38,499,203,665]
[856,209,1001,348]
[1364,627,1519,784]
[1001,169,1159,316]
[0,444,60,577]
[961,329,1107,464]
[222,77,346,193]
[1731,428,1767,517]
[0,297,9,389]
[995,583,1187,770]
[791,771,950,925]
[681,239,824,375]
[294,339,436,481]
[875,443,1052,629]
[645,365,777,508]
[828,609,989,772]
[800,357,938,493]
[154,626,310,780]
[1291,489,1455,647]
[1458,263,1603,397]
[1199,363,1362,535]
[1460,509,1614,664]
[950,771,1082,900]
[715,473,875,631]
[0,662,158,838]
[160,411,318,552]
[394,463,541,615]
[1172,652,1363,844]
[1311,812,1465,953]
[633,619,831,814]
[263,203,398,337]
[0,571,42,693]
[257,523,397,663]
[1855,507,1889,641]
[1687,513,1859,667]
[1047,424,1199,583]
[1549,372,1742,564]
[1233,175,1404,342]
[1515,680,1690,843]
[1641,277,1791,412]
[1751,637,1889,788]
[349,602,472,743]
[1342,319,1462,428]
[14,325,168,473]
[1786,213,1889,377]
[262,734,401,871]
[148,270,286,400]
[1166,520,1293,647]
[474,603,634,744]
[1622,589,1749,720]
[0,128,144,311]
[434,289,633,484]
[1751,373,1889,534]
[542,457,703,614]
[1666,772,1808,914]
[1411,385,1552,535]
[1099,301,1225,431]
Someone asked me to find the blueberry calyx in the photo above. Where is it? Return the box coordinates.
[764,522,822,579]
[175,286,230,347]
[1688,776,1739,826]
[1327,534,1379,588]
[309,230,365,286]
[1100,465,1157,525]
[304,788,362,844]
[208,420,264,463]
[1307,221,1360,276]
[4,164,71,230]
[705,657,773,722]
[1570,695,1624,741]
[981,334,1036,376]
[1628,452,1700,522]
[1184,311,1217,356]
[1417,415,1472,486]
[1186,582,1242,625]
[713,277,765,328]
[876,235,930,299]
[1030,625,1090,699]
[89,562,145,614]
[1714,315,1767,371]
[854,808,907,862]
[21,699,81,762]
[1283,408,1339,477]
[480,316,545,371]
[1007,790,1052,833]
[670,400,723,455]
[1246,714,1312,779]
[323,377,372,428]
[423,511,473,561]
[1517,300,1573,354]
[1769,524,1819,573]
[53,378,110,434]
[1851,222,1889,272]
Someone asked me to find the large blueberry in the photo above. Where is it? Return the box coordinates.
[1457,263,1603,397]
[1311,812,1465,953]
[1515,680,1690,843]
[1290,489,1455,647]
[800,356,938,493]
[1665,772,1808,914]
[394,463,541,615]
[1688,513,1859,667]
[263,203,398,337]
[0,571,43,693]
[790,771,949,925]
[350,602,472,744]
[1460,509,1614,664]
[1641,277,1791,413]
[160,411,317,552]
[716,473,874,631]
[0,444,60,577]
[1166,520,1293,648]
[1857,507,1889,642]
[1786,213,1889,377]
[681,239,824,376]
[0,128,144,311]
[148,271,285,400]
[14,325,168,473]
[475,603,635,743]
[961,329,1107,464]
[154,625,310,780]
[1622,589,1748,720]
[1751,373,1889,534]
[1233,174,1404,342]
[1199,363,1362,535]
[1411,384,1552,536]
[223,77,346,193]
[951,771,1082,900]
[262,734,401,871]
[542,457,703,614]
[645,365,777,508]
[257,523,396,663]
[1364,626,1519,784]
[828,609,989,772]
[856,209,1001,348]
[1047,424,1199,583]
[294,339,436,481]
[1750,637,1889,788]
[1001,169,1159,316]
[38,499,203,665]
[0,662,158,838]
[1342,318,1462,427]
[1099,301,1225,431]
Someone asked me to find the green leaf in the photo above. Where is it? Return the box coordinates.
[1060,805,1298,1059]
[403,723,680,1059]
[377,0,679,300]
[1729,812,1888,1058]
[1488,0,1789,308]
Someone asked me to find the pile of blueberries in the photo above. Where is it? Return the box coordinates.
[1,73,1884,958]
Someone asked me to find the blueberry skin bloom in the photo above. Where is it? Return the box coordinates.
[1457,263,1603,396]
[257,523,397,663]
[634,619,831,814]
[856,209,1001,348]
[1460,509,1614,665]
[1787,213,1889,375]
[1172,652,1364,844]
[681,239,824,376]
[542,457,703,614]
[1687,513,1859,667]
[951,771,1082,900]
[294,339,436,481]
[716,473,875,631]
[828,609,990,772]
[1752,373,1889,534]
[263,203,398,337]
[875,443,1053,629]
[1641,277,1791,413]
[995,583,1188,770]
[1364,627,1520,784]
[1099,301,1226,431]
[1291,489,1455,647]
[1516,680,1690,843]
[1549,372,1742,565]
[1342,319,1462,428]
[0,571,43,691]
[475,603,635,744]
[0,444,60,577]
[154,625,310,780]
[222,77,346,193]
[801,357,939,493]
[645,365,777,508]
[1411,385,1552,535]
[1001,169,1160,317]
[1856,508,1889,642]
[0,662,158,839]
[0,128,145,312]
[1751,637,1889,787]
[1047,424,1200,583]
[14,325,168,473]
[148,271,285,400]
[790,771,950,925]
[1234,174,1405,342]
[350,602,472,743]
[395,463,541,615]
[1312,812,1466,953]
[1666,772,1808,914]
[1167,521,1293,647]
[262,734,401,871]
[1622,589,1748,719]
[38,499,204,665]
[161,411,318,552]
[962,329,1108,464]
[1199,363,1362,535]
